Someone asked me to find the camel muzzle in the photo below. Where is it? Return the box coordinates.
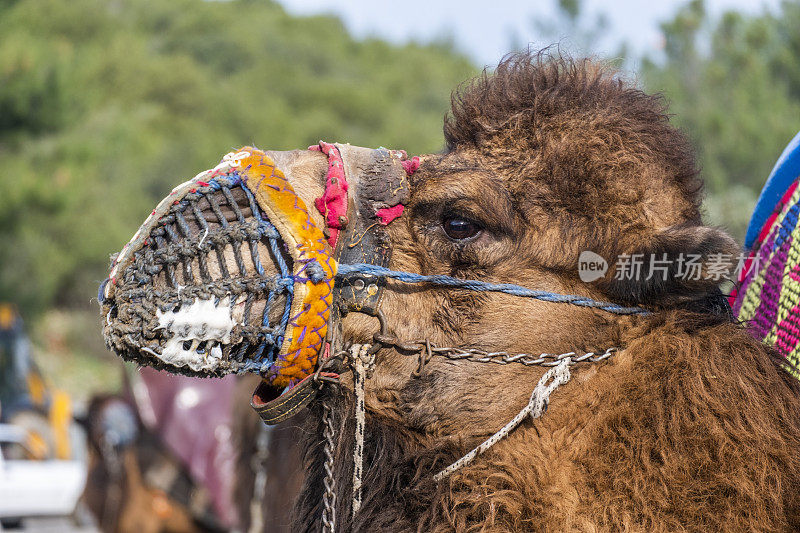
[99,144,412,395]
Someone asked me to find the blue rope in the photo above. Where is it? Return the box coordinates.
[237,179,293,368]
[335,263,651,316]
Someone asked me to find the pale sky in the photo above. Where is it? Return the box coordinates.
[278,0,782,67]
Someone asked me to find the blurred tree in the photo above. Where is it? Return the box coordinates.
[641,0,800,238]
[3,0,799,318]
[770,0,800,100]
[0,0,475,316]
[530,0,610,56]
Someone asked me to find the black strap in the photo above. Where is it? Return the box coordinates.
[250,376,320,425]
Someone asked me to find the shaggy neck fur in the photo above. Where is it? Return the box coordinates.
[292,310,800,532]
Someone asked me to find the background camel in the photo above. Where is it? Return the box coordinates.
[232,375,304,533]
[82,393,216,533]
[102,51,800,531]
[82,373,304,533]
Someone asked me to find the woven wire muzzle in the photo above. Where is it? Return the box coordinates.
[101,173,294,377]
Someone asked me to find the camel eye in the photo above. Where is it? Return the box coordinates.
[442,216,481,240]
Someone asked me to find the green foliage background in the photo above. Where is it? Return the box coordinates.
[1,0,799,397]
[641,0,800,240]
[0,0,474,318]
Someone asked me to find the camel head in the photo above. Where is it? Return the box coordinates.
[330,52,740,439]
[100,51,738,448]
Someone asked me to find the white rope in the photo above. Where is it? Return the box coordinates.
[433,357,572,482]
[351,344,373,518]
[321,343,374,531]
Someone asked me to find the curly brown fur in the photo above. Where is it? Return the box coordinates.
[285,51,800,532]
[442,51,736,307]
[421,313,800,532]
[291,312,800,532]
[292,391,452,533]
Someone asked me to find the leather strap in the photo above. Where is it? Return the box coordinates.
[333,144,410,315]
[249,144,411,425]
[251,375,321,425]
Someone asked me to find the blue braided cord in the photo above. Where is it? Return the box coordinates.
[205,179,231,229]
[265,229,293,365]
[235,342,251,367]
[335,263,651,316]
[240,357,267,373]
[98,174,245,301]
[199,175,294,367]
[242,191,268,278]
[206,175,297,371]
[101,172,297,373]
[98,278,110,304]
[240,277,293,367]
[248,288,279,364]
[232,181,294,368]
[240,184,269,276]
[201,176,292,368]
[207,172,244,190]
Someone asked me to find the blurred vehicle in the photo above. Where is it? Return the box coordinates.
[0,303,89,530]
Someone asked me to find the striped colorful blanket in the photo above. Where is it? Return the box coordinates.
[733,131,800,376]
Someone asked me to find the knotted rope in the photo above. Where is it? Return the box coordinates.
[433,357,572,481]
[351,344,374,518]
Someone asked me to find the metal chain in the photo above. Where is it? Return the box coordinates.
[371,329,618,375]
[313,331,620,531]
[428,345,617,366]
[321,401,338,533]
[248,424,271,533]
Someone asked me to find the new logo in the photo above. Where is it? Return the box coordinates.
[578,251,608,282]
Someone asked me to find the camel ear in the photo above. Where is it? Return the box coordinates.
[597,224,739,306]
